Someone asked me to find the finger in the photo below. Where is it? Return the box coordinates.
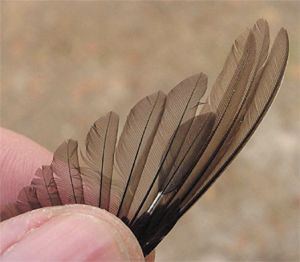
[0,204,145,261]
[0,128,52,206]
[145,251,155,262]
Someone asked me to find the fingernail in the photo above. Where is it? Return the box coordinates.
[2,213,134,261]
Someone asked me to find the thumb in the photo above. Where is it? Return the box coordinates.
[0,205,145,261]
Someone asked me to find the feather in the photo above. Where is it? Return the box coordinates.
[130,113,216,238]
[177,20,270,210]
[180,27,289,215]
[202,25,248,116]
[109,92,166,219]
[128,73,208,224]
[31,165,62,207]
[135,199,181,254]
[52,139,84,204]
[134,21,269,235]
[16,186,41,213]
[253,19,270,70]
[0,203,21,221]
[167,30,256,211]
[81,112,119,209]
[178,21,269,209]
[152,112,216,209]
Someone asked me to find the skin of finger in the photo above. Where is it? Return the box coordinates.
[145,251,155,262]
[0,205,146,261]
[0,128,52,207]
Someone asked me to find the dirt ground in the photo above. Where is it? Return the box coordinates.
[1,1,299,261]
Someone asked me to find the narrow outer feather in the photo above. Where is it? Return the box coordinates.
[179,20,269,208]
[170,31,257,210]
[180,28,289,215]
[178,20,270,209]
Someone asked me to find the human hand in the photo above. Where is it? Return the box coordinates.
[0,128,154,261]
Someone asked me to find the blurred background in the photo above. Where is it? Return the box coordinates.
[1,1,299,261]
